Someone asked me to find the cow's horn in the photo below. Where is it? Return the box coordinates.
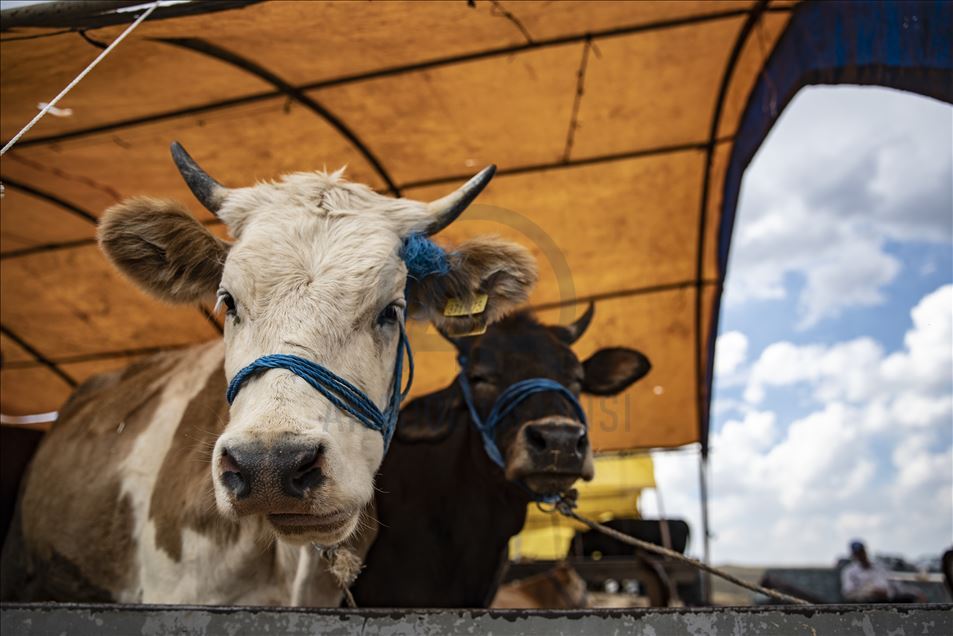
[424,164,496,235]
[562,302,595,344]
[170,142,229,215]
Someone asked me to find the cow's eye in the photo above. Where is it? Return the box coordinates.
[469,374,494,387]
[377,301,404,327]
[570,371,584,393]
[216,290,237,317]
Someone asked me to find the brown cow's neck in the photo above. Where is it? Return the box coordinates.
[352,380,531,607]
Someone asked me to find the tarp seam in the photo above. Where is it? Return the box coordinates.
[0,324,77,388]
[2,279,720,372]
[401,138,733,190]
[6,8,764,150]
[0,177,98,224]
[0,138,735,263]
[157,37,401,196]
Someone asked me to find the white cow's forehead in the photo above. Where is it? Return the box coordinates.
[226,223,404,317]
[225,169,425,230]
[219,171,415,322]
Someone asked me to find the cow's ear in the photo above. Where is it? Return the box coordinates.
[98,197,229,304]
[434,322,477,359]
[407,237,537,337]
[393,386,459,443]
[581,348,651,396]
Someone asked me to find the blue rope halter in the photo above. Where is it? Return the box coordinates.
[226,326,412,449]
[225,234,443,451]
[456,354,588,501]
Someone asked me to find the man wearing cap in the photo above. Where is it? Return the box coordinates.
[841,540,925,602]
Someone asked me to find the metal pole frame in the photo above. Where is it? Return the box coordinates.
[698,450,712,604]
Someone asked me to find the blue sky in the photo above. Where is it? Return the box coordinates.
[644,86,952,566]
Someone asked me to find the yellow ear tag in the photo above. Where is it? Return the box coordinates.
[444,293,488,317]
[458,324,487,337]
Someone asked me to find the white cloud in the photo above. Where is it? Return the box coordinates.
[889,392,953,430]
[725,86,952,327]
[892,433,953,491]
[882,284,953,392]
[714,331,748,379]
[745,285,952,412]
[653,285,952,565]
[743,337,886,405]
[797,241,901,329]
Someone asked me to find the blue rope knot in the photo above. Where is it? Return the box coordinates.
[401,233,449,281]
[457,355,588,503]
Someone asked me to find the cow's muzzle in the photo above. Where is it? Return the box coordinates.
[219,441,325,507]
[506,416,595,494]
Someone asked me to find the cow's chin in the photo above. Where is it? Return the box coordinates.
[506,454,594,497]
[520,473,583,496]
[266,508,360,546]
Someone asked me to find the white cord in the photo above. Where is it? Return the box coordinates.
[0,411,58,425]
[653,484,673,552]
[0,1,162,157]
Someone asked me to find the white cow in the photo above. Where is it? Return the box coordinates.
[0,144,537,605]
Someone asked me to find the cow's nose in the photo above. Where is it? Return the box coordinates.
[524,421,588,459]
[219,443,324,500]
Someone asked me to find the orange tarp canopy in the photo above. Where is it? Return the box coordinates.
[0,1,795,450]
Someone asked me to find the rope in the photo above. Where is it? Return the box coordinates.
[342,586,357,609]
[457,361,587,471]
[401,233,449,280]
[227,321,412,450]
[314,544,362,608]
[456,358,589,503]
[0,1,162,157]
[223,234,446,448]
[551,492,811,606]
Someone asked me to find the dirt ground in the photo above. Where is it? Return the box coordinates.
[708,565,767,606]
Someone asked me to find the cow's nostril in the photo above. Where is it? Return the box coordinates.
[525,425,547,452]
[220,448,240,473]
[292,446,321,475]
[287,446,324,497]
[220,447,251,499]
[222,471,249,498]
[576,434,588,455]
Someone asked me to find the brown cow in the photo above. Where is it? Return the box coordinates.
[352,306,652,607]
